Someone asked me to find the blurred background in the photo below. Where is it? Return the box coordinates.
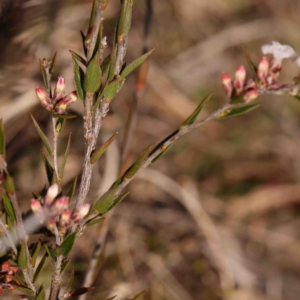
[2,0,300,299]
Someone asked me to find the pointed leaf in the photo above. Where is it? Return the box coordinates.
[61,232,77,257]
[61,259,71,274]
[65,287,94,298]
[36,284,45,300]
[18,242,28,270]
[91,132,118,164]
[104,78,124,102]
[33,252,48,282]
[59,133,71,181]
[123,144,153,180]
[1,191,16,223]
[69,50,86,66]
[67,176,77,201]
[181,93,212,127]
[85,217,104,227]
[242,46,258,80]
[31,114,53,157]
[44,244,56,263]
[0,120,6,156]
[70,52,85,101]
[10,284,35,296]
[130,291,145,300]
[41,152,54,185]
[95,190,129,215]
[31,239,42,267]
[55,117,66,136]
[49,52,57,76]
[216,104,259,119]
[4,174,15,193]
[117,0,133,44]
[84,50,102,95]
[120,47,155,79]
[39,59,49,91]
[101,54,111,74]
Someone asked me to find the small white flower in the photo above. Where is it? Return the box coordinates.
[262,41,300,65]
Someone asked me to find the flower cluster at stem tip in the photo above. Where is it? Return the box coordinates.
[0,261,18,294]
[31,184,90,235]
[222,41,300,102]
[36,77,78,114]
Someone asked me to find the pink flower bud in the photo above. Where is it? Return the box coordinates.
[269,59,282,78]
[221,73,233,98]
[10,266,18,274]
[53,76,65,101]
[1,261,10,272]
[233,65,246,94]
[54,91,78,114]
[54,196,69,214]
[59,210,71,227]
[31,199,42,214]
[62,91,78,106]
[257,56,269,81]
[243,89,259,103]
[45,184,59,206]
[72,204,90,223]
[244,79,256,91]
[47,219,56,232]
[4,274,13,283]
[36,87,52,111]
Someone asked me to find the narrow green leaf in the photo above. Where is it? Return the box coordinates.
[67,177,77,201]
[181,93,212,127]
[44,244,56,264]
[123,144,153,180]
[104,78,124,102]
[101,54,111,75]
[216,104,259,119]
[41,152,55,185]
[10,284,35,296]
[85,217,104,227]
[70,52,85,101]
[55,117,66,136]
[151,145,171,163]
[36,284,45,300]
[18,242,28,270]
[80,31,87,57]
[59,133,71,182]
[242,46,258,80]
[95,190,129,215]
[69,50,86,66]
[91,132,118,164]
[61,259,71,274]
[31,239,42,267]
[1,192,16,223]
[120,47,155,79]
[0,120,6,156]
[84,50,102,95]
[33,252,48,283]
[117,0,133,44]
[130,291,145,300]
[49,52,57,76]
[52,114,77,119]
[108,41,117,81]
[3,175,15,193]
[31,114,53,157]
[61,232,77,257]
[39,59,49,91]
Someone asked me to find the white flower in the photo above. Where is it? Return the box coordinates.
[261,41,300,66]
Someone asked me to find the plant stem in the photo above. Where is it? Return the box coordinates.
[52,117,59,181]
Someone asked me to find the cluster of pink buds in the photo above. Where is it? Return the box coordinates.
[0,261,18,294]
[222,41,300,103]
[31,184,90,234]
[36,77,78,114]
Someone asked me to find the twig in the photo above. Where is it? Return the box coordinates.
[52,117,59,180]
